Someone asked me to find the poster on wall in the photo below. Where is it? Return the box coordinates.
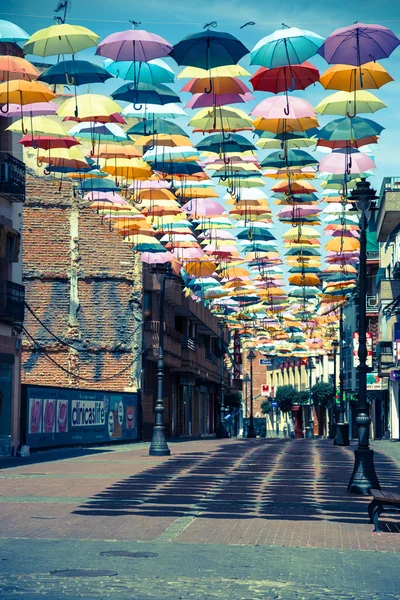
[23,386,139,449]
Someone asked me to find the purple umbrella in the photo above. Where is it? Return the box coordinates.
[318,23,400,66]
[0,101,58,117]
[141,251,174,264]
[185,92,253,109]
[96,29,172,62]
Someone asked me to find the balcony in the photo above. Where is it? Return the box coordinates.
[143,320,182,367]
[0,281,25,324]
[377,177,400,242]
[366,295,378,314]
[0,153,25,203]
[180,337,221,382]
[376,341,394,377]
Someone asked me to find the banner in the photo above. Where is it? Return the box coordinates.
[23,385,139,449]
[233,332,242,380]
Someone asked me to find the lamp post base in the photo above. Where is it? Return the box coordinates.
[217,421,229,439]
[247,425,257,438]
[149,426,171,456]
[348,448,380,495]
[305,426,314,439]
[335,423,350,446]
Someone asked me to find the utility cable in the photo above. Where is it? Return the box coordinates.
[22,326,145,383]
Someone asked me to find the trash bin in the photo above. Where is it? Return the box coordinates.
[336,423,350,446]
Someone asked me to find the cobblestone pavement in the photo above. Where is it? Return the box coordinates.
[1,438,400,599]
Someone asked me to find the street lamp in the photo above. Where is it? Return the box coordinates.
[348,178,381,494]
[335,306,349,445]
[247,350,257,438]
[149,266,173,457]
[331,339,339,439]
[217,321,229,439]
[243,373,250,419]
[305,356,314,439]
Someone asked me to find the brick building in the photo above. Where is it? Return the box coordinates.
[22,175,229,443]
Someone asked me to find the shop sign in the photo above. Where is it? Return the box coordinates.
[366,373,388,390]
[23,385,139,449]
[390,370,400,381]
[353,332,373,368]
[261,385,270,396]
[233,332,242,380]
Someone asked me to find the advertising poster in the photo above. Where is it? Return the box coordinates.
[23,386,139,449]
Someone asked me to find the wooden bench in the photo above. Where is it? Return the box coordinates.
[368,489,400,532]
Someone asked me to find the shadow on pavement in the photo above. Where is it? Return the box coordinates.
[73,439,400,533]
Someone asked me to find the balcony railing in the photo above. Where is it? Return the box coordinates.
[0,153,25,203]
[0,281,25,324]
[376,341,393,357]
[205,350,217,364]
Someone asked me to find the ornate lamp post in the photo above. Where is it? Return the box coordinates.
[331,339,339,439]
[217,321,229,439]
[243,373,250,419]
[348,178,381,494]
[335,306,349,445]
[247,350,257,438]
[305,356,314,439]
[149,266,173,457]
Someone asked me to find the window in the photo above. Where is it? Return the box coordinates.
[143,291,152,320]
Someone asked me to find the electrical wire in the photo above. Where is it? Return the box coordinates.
[22,326,145,382]
[24,301,142,352]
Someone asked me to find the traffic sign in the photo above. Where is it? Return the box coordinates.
[259,359,273,366]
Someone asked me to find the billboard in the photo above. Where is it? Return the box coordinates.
[23,385,139,449]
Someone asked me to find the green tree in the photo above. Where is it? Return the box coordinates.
[275,385,299,413]
[298,390,311,405]
[311,382,334,408]
[260,399,273,415]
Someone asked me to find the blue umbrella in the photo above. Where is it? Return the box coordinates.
[0,19,29,43]
[111,82,180,108]
[261,148,318,169]
[38,60,113,86]
[317,116,384,141]
[196,133,256,154]
[126,118,188,137]
[170,28,249,93]
[250,27,324,69]
[103,58,175,84]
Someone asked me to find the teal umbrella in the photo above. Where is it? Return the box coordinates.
[103,58,175,84]
[250,27,324,68]
[196,133,256,154]
[38,60,113,86]
[0,19,29,43]
[111,82,180,106]
[261,148,318,169]
[318,116,384,141]
[126,118,187,137]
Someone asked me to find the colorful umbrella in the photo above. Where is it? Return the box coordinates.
[0,56,39,82]
[24,23,100,56]
[0,19,29,44]
[103,58,175,84]
[250,27,324,68]
[96,28,172,62]
[320,61,393,91]
[250,62,319,92]
[38,60,113,86]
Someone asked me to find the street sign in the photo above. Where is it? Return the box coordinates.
[261,385,270,396]
[259,359,273,366]
[271,401,278,408]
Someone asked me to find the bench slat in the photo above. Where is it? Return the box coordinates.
[371,489,400,504]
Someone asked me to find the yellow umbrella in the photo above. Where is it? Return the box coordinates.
[253,116,319,134]
[320,62,393,92]
[289,273,321,286]
[177,65,250,79]
[184,261,217,276]
[282,226,320,239]
[134,134,192,148]
[314,91,387,116]
[96,144,142,159]
[101,159,152,181]
[7,116,66,136]
[24,23,99,57]
[189,107,253,132]
[0,80,56,129]
[175,186,219,199]
[325,237,360,251]
[58,94,122,120]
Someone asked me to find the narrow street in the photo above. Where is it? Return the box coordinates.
[0,438,399,599]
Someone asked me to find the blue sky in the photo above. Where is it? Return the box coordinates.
[2,0,400,282]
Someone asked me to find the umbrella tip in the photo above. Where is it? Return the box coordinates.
[129,20,141,29]
[240,22,255,29]
[203,21,217,30]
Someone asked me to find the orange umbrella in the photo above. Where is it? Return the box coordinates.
[253,116,319,134]
[271,180,317,194]
[0,56,39,82]
[325,237,360,251]
[289,273,321,286]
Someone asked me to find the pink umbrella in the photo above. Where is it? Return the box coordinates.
[330,229,360,238]
[251,95,316,119]
[0,101,58,117]
[141,251,174,264]
[129,179,171,190]
[185,92,253,109]
[319,151,375,174]
[182,199,225,216]
[199,230,236,241]
[172,247,205,260]
[96,29,172,62]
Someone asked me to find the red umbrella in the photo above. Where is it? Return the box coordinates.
[317,136,378,150]
[19,134,80,150]
[250,62,319,93]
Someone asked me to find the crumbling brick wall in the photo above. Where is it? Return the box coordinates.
[22,175,143,392]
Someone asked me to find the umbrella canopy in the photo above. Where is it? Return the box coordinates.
[261,149,318,169]
[0,80,56,106]
[57,94,122,119]
[0,19,29,43]
[252,95,315,119]
[250,62,319,92]
[320,62,393,91]
[186,92,253,109]
[24,23,100,56]
[0,56,39,82]
[38,60,113,86]
[314,91,387,116]
[96,29,172,61]
[127,118,187,137]
[319,151,375,174]
[122,103,186,118]
[19,134,79,150]
[104,58,174,84]
[250,27,324,68]
[170,29,249,69]
[7,115,66,136]
[317,23,400,66]
[317,116,384,141]
[182,76,250,95]
[189,106,253,132]
[196,133,256,154]
[111,81,180,105]
[0,101,58,117]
